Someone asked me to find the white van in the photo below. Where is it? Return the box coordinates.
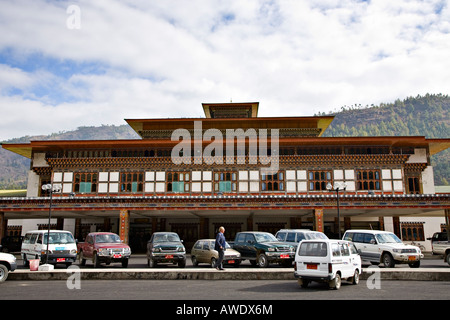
[21,230,77,267]
[294,239,361,290]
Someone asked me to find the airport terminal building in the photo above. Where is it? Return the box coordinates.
[1,102,449,252]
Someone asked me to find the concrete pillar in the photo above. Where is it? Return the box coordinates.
[393,216,401,238]
[290,217,302,229]
[314,209,324,233]
[247,215,253,231]
[56,218,64,230]
[344,217,351,232]
[199,217,209,239]
[119,209,130,244]
[103,218,111,232]
[379,217,385,231]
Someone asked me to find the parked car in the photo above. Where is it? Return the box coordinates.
[294,239,361,290]
[275,229,328,250]
[343,229,424,268]
[1,236,24,253]
[77,232,131,268]
[0,247,17,282]
[191,239,241,267]
[232,231,295,267]
[428,236,450,266]
[427,232,448,254]
[147,232,186,268]
[21,230,77,267]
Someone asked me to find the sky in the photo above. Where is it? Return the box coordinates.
[0,0,449,140]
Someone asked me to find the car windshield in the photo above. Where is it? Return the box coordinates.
[43,232,75,245]
[305,233,328,240]
[153,234,180,242]
[375,233,402,244]
[254,233,278,243]
[96,234,121,243]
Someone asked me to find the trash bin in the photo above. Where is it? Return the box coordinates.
[29,259,40,271]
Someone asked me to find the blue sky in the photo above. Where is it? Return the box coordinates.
[0,0,449,140]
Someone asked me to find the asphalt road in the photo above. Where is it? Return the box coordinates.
[0,279,449,300]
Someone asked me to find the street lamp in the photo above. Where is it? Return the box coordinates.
[40,183,62,270]
[326,182,347,239]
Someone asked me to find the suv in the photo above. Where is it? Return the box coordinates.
[275,229,328,250]
[232,231,295,267]
[427,232,448,254]
[343,230,424,268]
[0,246,17,282]
[294,239,361,290]
[146,232,186,268]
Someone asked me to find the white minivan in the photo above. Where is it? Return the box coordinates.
[21,230,77,267]
[294,239,361,290]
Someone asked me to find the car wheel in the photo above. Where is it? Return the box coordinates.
[178,259,186,268]
[298,279,309,288]
[93,254,101,268]
[79,251,86,266]
[257,253,269,268]
[148,258,156,268]
[408,261,420,268]
[329,273,341,290]
[122,258,128,268]
[382,253,395,268]
[210,257,217,268]
[446,254,450,266]
[0,265,9,283]
[351,269,360,285]
[191,256,199,267]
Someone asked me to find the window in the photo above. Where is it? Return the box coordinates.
[401,223,425,241]
[214,171,237,192]
[120,172,144,193]
[331,244,340,257]
[286,232,296,242]
[308,170,331,191]
[340,243,350,256]
[167,172,190,192]
[299,242,328,257]
[261,171,284,191]
[74,173,98,193]
[356,170,380,190]
[407,177,421,194]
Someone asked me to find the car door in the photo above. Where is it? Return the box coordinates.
[244,234,257,259]
[339,242,353,278]
[362,233,380,263]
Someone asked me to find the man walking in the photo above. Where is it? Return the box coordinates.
[214,226,226,270]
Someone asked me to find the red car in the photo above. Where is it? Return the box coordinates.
[77,232,131,267]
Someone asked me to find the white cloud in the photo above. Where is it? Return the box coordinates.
[0,0,449,140]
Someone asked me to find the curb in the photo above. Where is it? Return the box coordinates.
[7,267,450,281]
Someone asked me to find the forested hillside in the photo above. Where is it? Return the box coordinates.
[0,94,448,189]
[321,94,449,185]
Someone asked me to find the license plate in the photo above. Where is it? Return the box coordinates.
[165,254,174,259]
[56,258,66,262]
[227,260,235,264]
[280,254,289,259]
[408,256,416,261]
[307,264,318,270]
[113,254,122,258]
